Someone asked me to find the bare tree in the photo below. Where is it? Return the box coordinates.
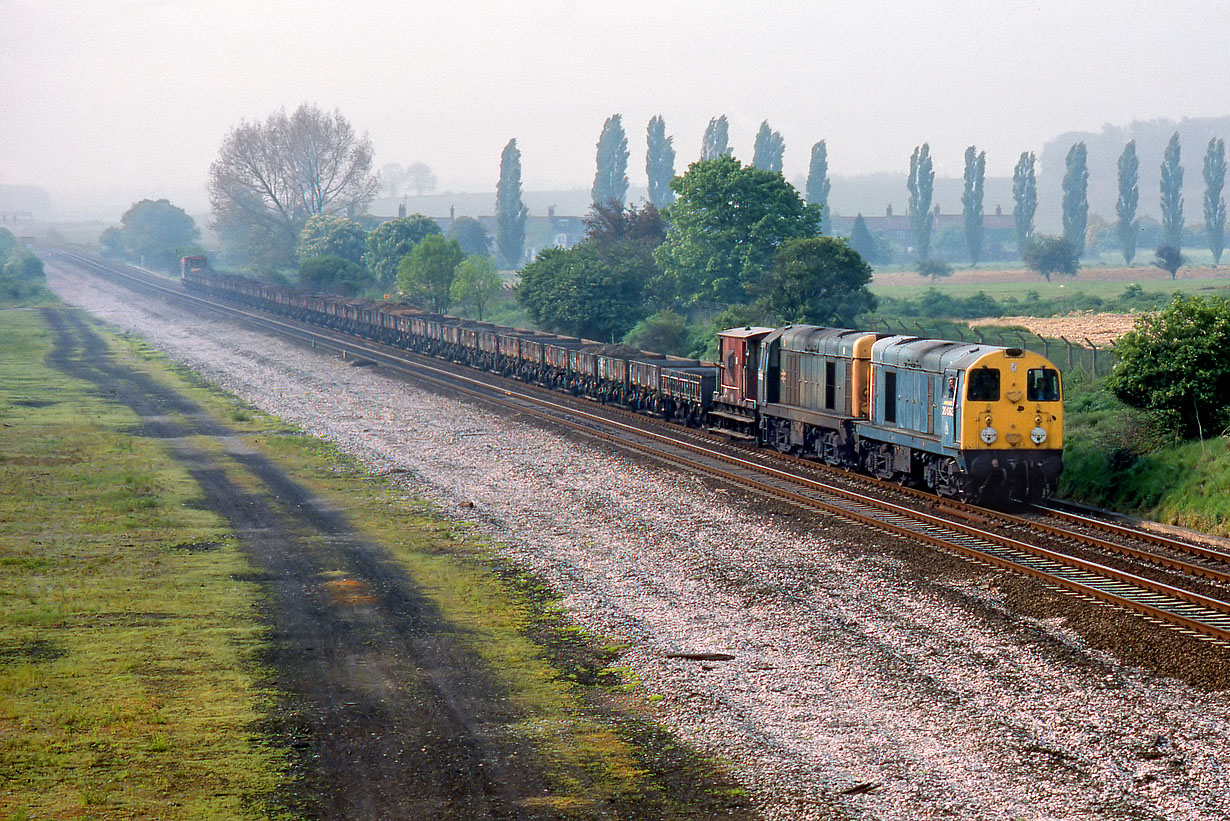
[209,104,379,267]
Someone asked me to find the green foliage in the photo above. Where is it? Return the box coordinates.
[448,216,491,258]
[364,215,442,287]
[805,141,831,231]
[700,115,729,161]
[1062,142,1089,256]
[1105,294,1230,439]
[751,121,784,174]
[449,255,502,320]
[516,245,648,341]
[1023,235,1079,281]
[908,144,934,260]
[1,247,47,300]
[919,258,953,282]
[297,255,369,296]
[0,226,17,259]
[592,114,629,207]
[653,155,821,305]
[1012,151,1037,256]
[99,198,199,271]
[1161,132,1185,248]
[1154,244,1184,278]
[962,146,986,265]
[297,214,367,265]
[1203,137,1226,264]
[754,236,876,327]
[645,115,676,208]
[496,139,528,268]
[397,234,464,312]
[621,309,689,356]
[1116,140,1140,265]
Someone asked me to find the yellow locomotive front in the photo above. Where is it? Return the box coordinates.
[952,347,1063,502]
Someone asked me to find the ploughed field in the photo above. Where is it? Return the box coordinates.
[38,256,1230,821]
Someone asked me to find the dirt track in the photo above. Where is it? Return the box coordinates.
[40,307,568,818]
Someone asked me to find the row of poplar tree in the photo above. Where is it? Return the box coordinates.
[494,116,1228,271]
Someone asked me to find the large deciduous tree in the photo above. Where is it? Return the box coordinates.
[592,114,629,207]
[653,155,821,306]
[1106,294,1230,438]
[1204,137,1226,265]
[646,115,676,208]
[297,214,367,265]
[700,116,730,161]
[1062,142,1089,257]
[516,245,649,342]
[751,121,785,174]
[100,198,199,271]
[1160,132,1185,249]
[1116,141,1140,265]
[907,143,935,261]
[363,214,442,287]
[208,104,378,269]
[754,236,876,327]
[396,234,464,312]
[1012,151,1037,256]
[962,145,986,266]
[495,138,528,268]
[806,141,831,233]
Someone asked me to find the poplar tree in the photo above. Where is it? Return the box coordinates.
[701,116,730,160]
[806,141,831,233]
[907,143,934,261]
[1012,151,1037,257]
[962,145,986,266]
[1160,132,1184,248]
[495,138,527,268]
[751,121,785,173]
[645,115,676,208]
[1204,137,1226,264]
[1116,140,1140,265]
[592,114,629,207]
[1062,142,1089,257]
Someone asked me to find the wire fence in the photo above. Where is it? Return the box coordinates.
[862,316,1115,377]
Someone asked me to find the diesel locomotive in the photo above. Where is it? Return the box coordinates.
[183,258,1063,505]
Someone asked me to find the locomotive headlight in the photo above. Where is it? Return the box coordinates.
[980,426,998,444]
[1030,426,1048,444]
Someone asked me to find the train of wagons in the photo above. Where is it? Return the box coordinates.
[182,256,1064,505]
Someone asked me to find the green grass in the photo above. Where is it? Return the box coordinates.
[871,271,1230,304]
[0,306,289,819]
[1060,373,1230,535]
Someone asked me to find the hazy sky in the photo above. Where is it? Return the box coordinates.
[5,0,1230,216]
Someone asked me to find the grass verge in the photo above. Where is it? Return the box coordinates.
[0,306,289,819]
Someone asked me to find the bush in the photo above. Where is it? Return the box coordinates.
[0,248,46,300]
[1104,294,1230,439]
[297,255,368,296]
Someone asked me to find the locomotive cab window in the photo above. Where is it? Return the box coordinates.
[1027,367,1060,402]
[967,367,1000,402]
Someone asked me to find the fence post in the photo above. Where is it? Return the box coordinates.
[973,326,985,344]
[1060,336,1074,371]
[1034,332,1050,361]
[1085,337,1098,377]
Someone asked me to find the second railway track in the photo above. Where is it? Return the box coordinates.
[52,250,1230,645]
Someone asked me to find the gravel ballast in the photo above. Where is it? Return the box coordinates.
[47,264,1230,821]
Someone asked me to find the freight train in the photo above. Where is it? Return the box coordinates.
[183,258,1063,505]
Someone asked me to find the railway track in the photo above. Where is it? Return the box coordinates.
[51,250,1230,645]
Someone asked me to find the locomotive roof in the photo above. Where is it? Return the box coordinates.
[766,324,886,356]
[872,334,1019,372]
[717,326,775,339]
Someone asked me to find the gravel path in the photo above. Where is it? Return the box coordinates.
[47,262,1230,821]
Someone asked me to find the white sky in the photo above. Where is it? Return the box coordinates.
[4,0,1230,215]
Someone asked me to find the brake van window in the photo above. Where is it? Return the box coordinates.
[967,367,1000,401]
[1027,368,1060,401]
